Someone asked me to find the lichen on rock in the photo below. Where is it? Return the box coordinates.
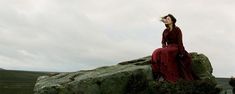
[34,52,220,94]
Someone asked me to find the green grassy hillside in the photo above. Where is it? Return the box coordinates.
[0,70,48,94]
[216,78,233,93]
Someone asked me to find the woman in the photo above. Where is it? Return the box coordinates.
[151,14,195,83]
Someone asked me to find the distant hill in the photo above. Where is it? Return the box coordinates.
[216,78,233,93]
[0,68,5,70]
[0,70,50,94]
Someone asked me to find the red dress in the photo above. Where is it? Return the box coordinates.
[151,26,194,83]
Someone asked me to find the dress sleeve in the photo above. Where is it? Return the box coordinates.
[176,27,185,54]
[161,30,166,48]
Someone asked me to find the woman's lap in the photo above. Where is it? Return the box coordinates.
[151,46,180,82]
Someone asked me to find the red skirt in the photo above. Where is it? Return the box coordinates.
[151,44,194,83]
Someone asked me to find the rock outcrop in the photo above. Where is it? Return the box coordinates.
[34,52,218,94]
[190,52,215,80]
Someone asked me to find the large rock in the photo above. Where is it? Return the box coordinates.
[190,52,215,81]
[34,52,216,94]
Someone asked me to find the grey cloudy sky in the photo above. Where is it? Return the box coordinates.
[0,0,235,77]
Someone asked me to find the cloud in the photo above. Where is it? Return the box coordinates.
[0,0,235,77]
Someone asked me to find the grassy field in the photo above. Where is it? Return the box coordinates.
[0,69,233,94]
[216,78,233,93]
[0,70,48,94]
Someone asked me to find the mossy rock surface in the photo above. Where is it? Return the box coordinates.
[34,52,218,94]
[190,52,216,82]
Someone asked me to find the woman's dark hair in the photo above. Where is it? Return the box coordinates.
[162,14,177,28]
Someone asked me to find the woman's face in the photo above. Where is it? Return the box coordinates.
[162,16,173,25]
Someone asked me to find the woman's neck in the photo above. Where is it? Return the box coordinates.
[168,24,173,31]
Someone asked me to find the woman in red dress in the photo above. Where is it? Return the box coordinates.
[151,14,195,83]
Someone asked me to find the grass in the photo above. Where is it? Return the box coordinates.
[216,78,233,93]
[0,70,49,94]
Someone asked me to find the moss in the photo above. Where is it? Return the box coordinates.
[149,79,222,94]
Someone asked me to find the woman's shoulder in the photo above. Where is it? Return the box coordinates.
[174,26,182,33]
[175,26,181,30]
[163,28,168,32]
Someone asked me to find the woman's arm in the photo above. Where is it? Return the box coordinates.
[176,27,185,55]
[161,30,166,48]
